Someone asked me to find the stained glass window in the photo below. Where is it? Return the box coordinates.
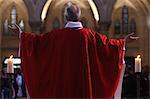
[122,5,128,34]
[130,18,136,33]
[114,19,121,34]
[11,6,17,24]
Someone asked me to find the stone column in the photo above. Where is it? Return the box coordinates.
[96,21,112,37]
[93,0,116,36]
[29,21,42,33]
[98,21,111,32]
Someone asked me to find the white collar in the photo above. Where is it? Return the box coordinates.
[65,22,83,29]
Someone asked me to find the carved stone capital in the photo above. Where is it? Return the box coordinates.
[29,21,42,33]
[97,21,112,33]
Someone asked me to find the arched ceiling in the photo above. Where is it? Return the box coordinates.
[0,0,149,24]
[41,0,99,22]
[113,0,150,30]
[0,0,28,25]
[43,0,98,32]
[0,0,29,44]
[114,0,150,15]
[23,0,47,21]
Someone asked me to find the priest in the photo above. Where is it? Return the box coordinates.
[9,2,138,99]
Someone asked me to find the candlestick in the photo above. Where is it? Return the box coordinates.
[135,55,141,72]
[7,55,14,73]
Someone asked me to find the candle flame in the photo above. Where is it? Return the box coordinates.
[9,55,13,59]
[137,55,140,58]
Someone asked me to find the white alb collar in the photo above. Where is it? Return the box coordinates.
[65,22,83,29]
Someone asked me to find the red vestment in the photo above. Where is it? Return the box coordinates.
[20,28,125,98]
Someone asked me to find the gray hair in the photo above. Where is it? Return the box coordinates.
[64,2,81,22]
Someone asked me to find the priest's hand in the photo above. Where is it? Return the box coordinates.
[122,32,139,43]
[8,24,22,34]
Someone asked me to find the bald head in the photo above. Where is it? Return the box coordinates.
[64,2,81,22]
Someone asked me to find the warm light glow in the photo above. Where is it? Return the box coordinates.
[0,0,2,3]
[41,0,99,22]
[137,55,140,58]
[9,55,13,59]
[114,0,137,11]
[135,54,141,72]
[88,0,99,22]
[6,55,14,73]
[126,0,137,10]
[41,0,52,21]
[5,57,21,64]
[13,65,21,68]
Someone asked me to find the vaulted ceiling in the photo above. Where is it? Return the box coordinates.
[0,0,149,23]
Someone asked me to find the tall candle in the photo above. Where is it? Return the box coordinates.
[7,55,14,73]
[135,55,141,72]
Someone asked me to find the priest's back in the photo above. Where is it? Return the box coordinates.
[21,28,125,98]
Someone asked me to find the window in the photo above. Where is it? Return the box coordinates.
[11,6,17,24]
[114,19,121,34]
[122,5,128,34]
[3,19,9,35]
[130,18,136,33]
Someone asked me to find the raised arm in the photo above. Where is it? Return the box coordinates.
[121,32,139,43]
[97,32,139,50]
[8,24,50,57]
[8,24,22,38]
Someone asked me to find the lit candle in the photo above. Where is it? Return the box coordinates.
[135,55,141,72]
[7,55,14,73]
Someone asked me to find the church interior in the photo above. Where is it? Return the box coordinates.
[0,0,149,98]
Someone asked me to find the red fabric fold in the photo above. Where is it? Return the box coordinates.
[21,28,125,98]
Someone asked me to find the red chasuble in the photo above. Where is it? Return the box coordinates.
[20,28,125,98]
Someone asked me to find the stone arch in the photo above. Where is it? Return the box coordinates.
[43,0,96,33]
[0,0,30,69]
[0,0,30,37]
[93,0,104,20]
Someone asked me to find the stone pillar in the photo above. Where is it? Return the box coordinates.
[98,21,111,32]
[96,21,112,37]
[29,21,42,33]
